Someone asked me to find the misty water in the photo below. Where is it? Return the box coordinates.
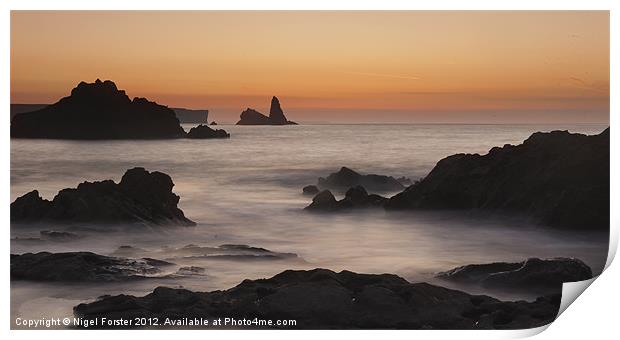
[10,123,609,325]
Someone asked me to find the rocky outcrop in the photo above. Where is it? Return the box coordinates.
[436,258,593,292]
[186,124,230,139]
[268,96,288,124]
[11,167,195,227]
[11,79,187,139]
[73,268,560,329]
[11,252,174,282]
[305,186,387,212]
[302,185,320,195]
[386,128,610,230]
[316,167,406,192]
[236,96,297,125]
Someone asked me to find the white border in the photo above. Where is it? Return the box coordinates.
[2,1,618,340]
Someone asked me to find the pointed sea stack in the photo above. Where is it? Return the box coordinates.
[11,79,186,139]
[236,96,297,125]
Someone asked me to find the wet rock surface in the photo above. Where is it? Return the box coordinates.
[11,167,195,227]
[73,268,560,329]
[436,258,593,292]
[11,252,174,282]
[386,128,610,230]
[11,79,186,139]
[305,186,387,212]
[316,167,405,193]
[186,124,230,139]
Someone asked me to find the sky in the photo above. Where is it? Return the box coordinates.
[11,11,609,124]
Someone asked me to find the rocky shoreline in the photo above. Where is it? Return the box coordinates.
[303,128,610,230]
[70,267,565,329]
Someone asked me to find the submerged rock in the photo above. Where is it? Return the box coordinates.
[236,96,297,125]
[436,258,593,292]
[176,266,206,275]
[305,186,387,212]
[73,268,560,329]
[11,79,186,139]
[11,167,195,227]
[386,128,610,230]
[317,167,405,192]
[111,243,298,261]
[302,185,320,195]
[39,230,80,242]
[186,124,230,139]
[11,252,174,282]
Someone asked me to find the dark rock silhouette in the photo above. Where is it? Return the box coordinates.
[302,185,320,195]
[11,252,174,282]
[236,96,297,125]
[269,96,288,124]
[11,79,187,139]
[10,103,48,120]
[317,167,405,192]
[386,128,610,230]
[437,258,592,292]
[305,186,387,212]
[210,121,217,125]
[11,167,195,227]
[186,124,230,139]
[73,268,560,329]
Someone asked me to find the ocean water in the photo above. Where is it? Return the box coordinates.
[10,123,609,325]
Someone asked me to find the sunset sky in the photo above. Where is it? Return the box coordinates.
[11,11,609,123]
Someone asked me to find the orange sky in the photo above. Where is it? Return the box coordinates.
[11,11,609,123]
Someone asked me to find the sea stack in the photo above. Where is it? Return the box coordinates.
[236,96,297,125]
[11,79,187,139]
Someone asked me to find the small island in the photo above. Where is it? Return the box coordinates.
[10,79,230,140]
[236,96,297,125]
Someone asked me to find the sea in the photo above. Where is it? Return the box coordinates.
[10,123,609,326]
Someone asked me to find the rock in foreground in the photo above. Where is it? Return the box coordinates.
[11,167,195,227]
[437,258,592,292]
[317,167,406,192]
[73,268,560,329]
[236,96,297,125]
[386,128,610,230]
[186,124,230,139]
[11,252,173,282]
[305,186,387,212]
[11,79,186,139]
